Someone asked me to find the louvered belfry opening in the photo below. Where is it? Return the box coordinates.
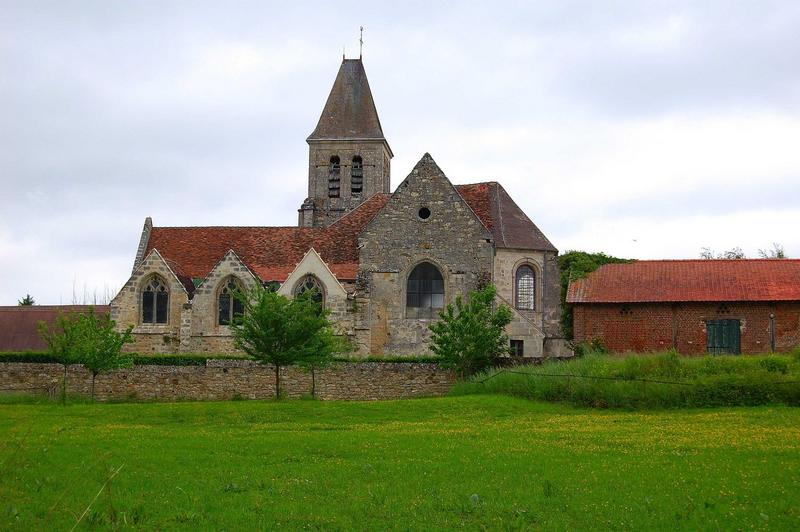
[328,156,341,198]
[351,156,363,195]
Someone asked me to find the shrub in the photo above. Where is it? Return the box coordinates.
[429,284,513,379]
[451,351,800,409]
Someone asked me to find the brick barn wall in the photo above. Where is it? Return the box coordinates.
[573,301,800,355]
[0,361,455,402]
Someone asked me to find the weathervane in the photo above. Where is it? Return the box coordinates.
[359,26,364,58]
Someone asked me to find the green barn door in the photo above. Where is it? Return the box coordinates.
[707,319,741,355]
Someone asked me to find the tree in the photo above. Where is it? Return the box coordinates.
[758,243,786,259]
[557,251,633,339]
[76,311,133,401]
[231,284,345,399]
[18,294,35,306]
[700,247,746,259]
[39,309,133,402]
[428,284,513,379]
[296,311,350,397]
[38,311,86,403]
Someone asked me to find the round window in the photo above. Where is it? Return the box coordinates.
[418,207,431,220]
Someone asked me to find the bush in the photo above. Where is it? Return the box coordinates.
[0,351,247,366]
[333,355,443,364]
[0,352,61,363]
[451,351,800,409]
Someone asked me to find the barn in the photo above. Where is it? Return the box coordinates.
[567,260,800,354]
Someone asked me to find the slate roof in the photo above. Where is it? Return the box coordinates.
[455,182,557,252]
[0,305,110,352]
[144,180,556,289]
[567,260,800,303]
[308,59,386,142]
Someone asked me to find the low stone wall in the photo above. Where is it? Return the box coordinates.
[0,361,455,402]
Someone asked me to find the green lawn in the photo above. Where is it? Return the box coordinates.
[0,396,798,530]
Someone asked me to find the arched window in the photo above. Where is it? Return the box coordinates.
[515,265,536,311]
[406,262,444,318]
[294,275,324,306]
[328,156,341,198]
[142,276,169,324]
[218,277,244,326]
[351,156,363,194]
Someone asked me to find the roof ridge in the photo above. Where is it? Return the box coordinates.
[604,259,800,263]
[153,225,319,230]
[456,181,500,187]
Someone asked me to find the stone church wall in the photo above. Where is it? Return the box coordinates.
[0,361,455,401]
[357,155,494,355]
[305,139,391,227]
[187,252,258,354]
[110,251,189,354]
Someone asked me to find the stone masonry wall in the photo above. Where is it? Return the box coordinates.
[0,361,455,402]
[305,139,392,227]
[358,154,494,355]
[188,251,258,354]
[110,250,189,354]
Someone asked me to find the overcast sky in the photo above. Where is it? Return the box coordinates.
[2,1,799,305]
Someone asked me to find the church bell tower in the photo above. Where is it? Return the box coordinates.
[299,58,393,227]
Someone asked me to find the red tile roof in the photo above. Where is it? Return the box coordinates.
[456,182,557,252]
[0,305,110,352]
[145,194,390,284]
[567,260,800,303]
[144,182,556,291]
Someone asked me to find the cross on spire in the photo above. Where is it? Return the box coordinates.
[359,26,364,58]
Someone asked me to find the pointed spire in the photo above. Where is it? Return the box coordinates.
[308,58,386,141]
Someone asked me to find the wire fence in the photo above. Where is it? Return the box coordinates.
[0,385,58,400]
[477,369,800,387]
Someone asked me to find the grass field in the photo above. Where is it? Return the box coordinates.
[1,396,798,530]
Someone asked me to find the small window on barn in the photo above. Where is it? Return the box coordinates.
[328,156,341,198]
[619,306,633,316]
[142,275,169,324]
[510,340,524,357]
[351,156,363,195]
[515,265,535,311]
[218,277,244,326]
[406,262,444,319]
[294,275,325,307]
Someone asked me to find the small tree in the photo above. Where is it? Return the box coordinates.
[18,294,35,306]
[76,311,133,401]
[231,284,344,399]
[428,284,513,379]
[39,309,133,402]
[759,243,786,259]
[295,295,351,398]
[700,247,747,259]
[38,311,85,403]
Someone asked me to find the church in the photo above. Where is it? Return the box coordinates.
[110,58,567,358]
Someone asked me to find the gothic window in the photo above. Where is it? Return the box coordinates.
[218,277,244,326]
[294,275,324,306]
[328,156,341,198]
[406,262,444,319]
[141,276,169,324]
[515,265,536,311]
[351,156,363,195]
